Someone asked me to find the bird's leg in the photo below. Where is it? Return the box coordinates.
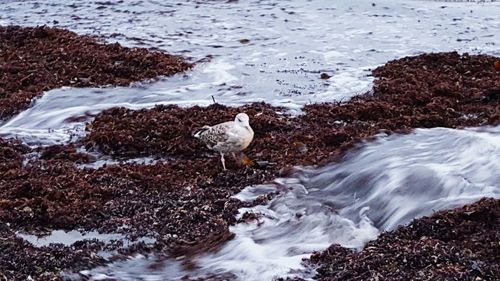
[230,152,243,167]
[220,153,227,170]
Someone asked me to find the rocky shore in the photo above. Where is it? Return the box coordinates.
[307,198,499,280]
[0,26,499,280]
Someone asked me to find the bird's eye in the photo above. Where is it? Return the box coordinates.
[237,118,242,122]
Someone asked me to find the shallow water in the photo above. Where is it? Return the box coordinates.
[1,1,499,280]
[1,0,499,145]
[82,125,500,280]
[16,229,154,248]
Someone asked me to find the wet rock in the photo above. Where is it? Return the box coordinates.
[320,72,331,79]
[237,212,263,223]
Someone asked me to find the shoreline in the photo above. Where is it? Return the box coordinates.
[0,25,193,121]
[0,26,499,280]
[305,198,499,281]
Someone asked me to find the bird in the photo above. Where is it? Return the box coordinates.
[192,113,254,170]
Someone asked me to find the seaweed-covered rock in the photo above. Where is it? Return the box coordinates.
[84,52,500,168]
[0,225,105,281]
[0,25,193,120]
[308,198,500,280]
[1,50,499,280]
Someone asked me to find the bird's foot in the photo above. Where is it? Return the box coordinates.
[233,152,253,167]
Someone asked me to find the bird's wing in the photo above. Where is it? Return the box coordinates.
[192,125,211,138]
[198,121,233,148]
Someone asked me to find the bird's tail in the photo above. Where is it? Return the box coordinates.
[192,125,210,138]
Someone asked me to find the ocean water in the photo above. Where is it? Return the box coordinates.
[0,0,499,145]
[2,1,499,280]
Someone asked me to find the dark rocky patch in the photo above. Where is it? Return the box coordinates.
[307,198,500,280]
[38,144,95,164]
[0,25,193,120]
[0,225,105,281]
[320,73,331,79]
[0,138,30,171]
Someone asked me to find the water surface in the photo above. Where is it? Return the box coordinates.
[1,0,499,144]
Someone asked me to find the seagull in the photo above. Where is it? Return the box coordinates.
[192,113,254,170]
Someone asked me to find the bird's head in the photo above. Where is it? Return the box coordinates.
[235,113,250,125]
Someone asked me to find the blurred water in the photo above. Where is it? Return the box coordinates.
[82,125,500,280]
[0,0,499,145]
[1,1,499,280]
